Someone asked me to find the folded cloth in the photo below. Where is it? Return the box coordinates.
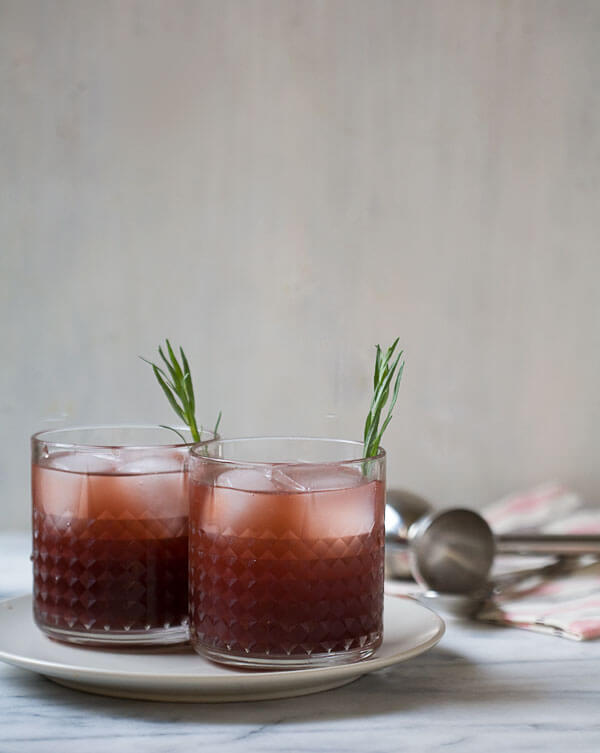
[477,483,600,640]
[476,560,600,640]
[384,483,600,640]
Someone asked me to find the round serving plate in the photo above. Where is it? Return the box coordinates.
[0,595,444,703]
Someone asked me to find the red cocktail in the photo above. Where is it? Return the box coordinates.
[32,425,212,645]
[188,438,385,668]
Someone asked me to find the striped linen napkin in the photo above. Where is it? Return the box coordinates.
[477,483,600,640]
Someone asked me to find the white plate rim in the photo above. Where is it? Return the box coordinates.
[0,594,445,687]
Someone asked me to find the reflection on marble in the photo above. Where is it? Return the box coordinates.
[1,533,599,753]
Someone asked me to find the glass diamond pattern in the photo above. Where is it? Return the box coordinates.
[33,509,188,634]
[189,523,384,658]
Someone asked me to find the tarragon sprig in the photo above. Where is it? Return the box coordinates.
[363,338,404,457]
[140,340,221,442]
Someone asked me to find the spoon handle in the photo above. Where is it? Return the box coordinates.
[496,534,600,555]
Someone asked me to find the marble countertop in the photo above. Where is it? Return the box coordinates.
[1,532,599,753]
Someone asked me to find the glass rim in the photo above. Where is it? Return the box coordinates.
[189,436,386,467]
[31,424,216,451]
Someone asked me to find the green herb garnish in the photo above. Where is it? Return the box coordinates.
[141,339,221,442]
[363,338,404,457]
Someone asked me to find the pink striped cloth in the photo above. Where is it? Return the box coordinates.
[385,483,600,640]
[477,483,600,640]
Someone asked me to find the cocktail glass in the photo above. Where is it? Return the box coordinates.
[188,437,386,668]
[31,425,214,645]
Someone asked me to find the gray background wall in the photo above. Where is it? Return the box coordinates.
[2,0,600,530]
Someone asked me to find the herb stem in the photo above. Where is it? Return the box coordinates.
[141,340,221,443]
[363,338,404,458]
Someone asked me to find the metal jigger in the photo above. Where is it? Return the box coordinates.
[385,495,600,615]
[384,490,432,579]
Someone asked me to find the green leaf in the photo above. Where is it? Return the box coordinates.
[374,345,382,390]
[180,347,195,414]
[153,366,185,421]
[158,424,187,442]
[159,344,183,395]
[382,338,399,367]
[139,356,176,392]
[165,339,184,386]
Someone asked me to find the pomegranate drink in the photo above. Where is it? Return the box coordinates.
[31,426,209,646]
[188,438,385,668]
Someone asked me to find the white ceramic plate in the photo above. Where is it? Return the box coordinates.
[0,595,444,702]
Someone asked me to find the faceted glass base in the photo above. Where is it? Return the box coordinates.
[194,635,382,669]
[37,622,189,647]
[32,510,189,647]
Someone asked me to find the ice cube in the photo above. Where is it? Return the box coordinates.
[282,464,365,492]
[280,464,378,539]
[217,466,308,492]
[84,450,187,521]
[32,464,87,518]
[33,452,116,518]
[270,467,308,492]
[115,451,183,476]
[216,468,280,493]
[93,455,186,520]
[298,484,379,539]
[34,451,187,521]
[198,468,302,537]
[48,451,116,475]
[197,465,379,540]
